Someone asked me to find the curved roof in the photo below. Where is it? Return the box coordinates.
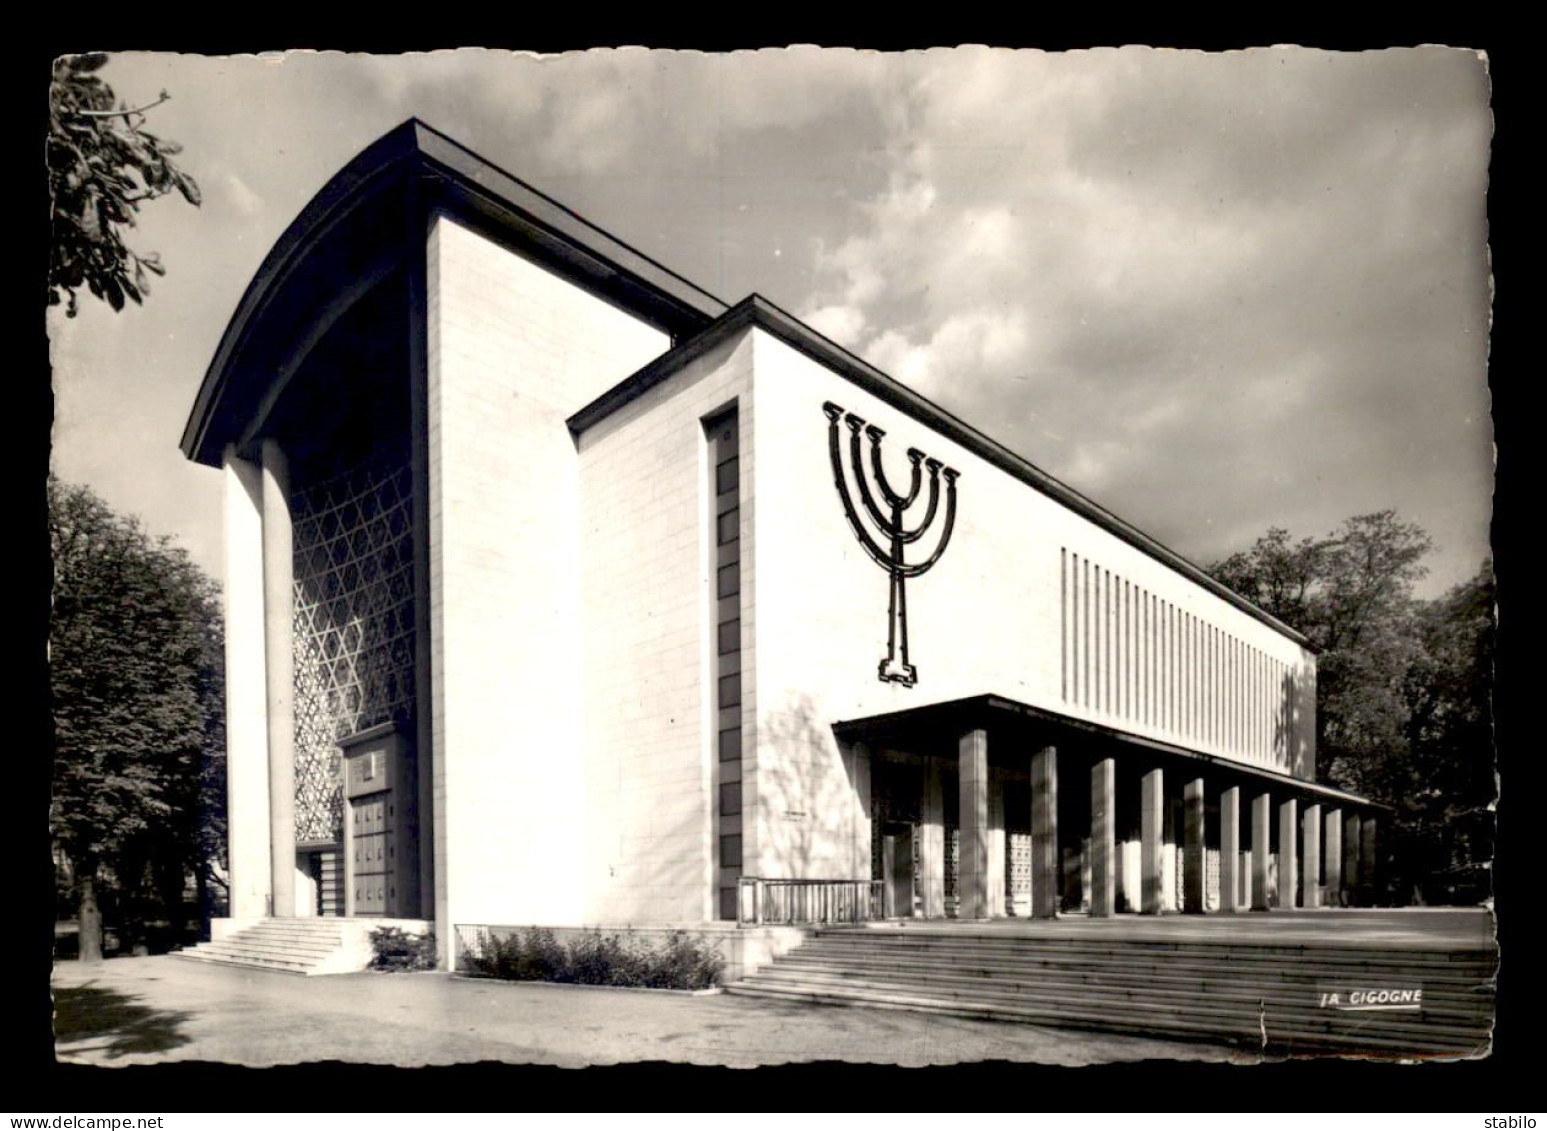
[179,118,727,468]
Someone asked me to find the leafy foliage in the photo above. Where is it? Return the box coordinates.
[368,926,437,972]
[1209,512,1494,904]
[461,927,724,989]
[48,53,200,317]
[49,478,224,958]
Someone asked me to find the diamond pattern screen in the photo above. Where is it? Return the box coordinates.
[291,452,415,845]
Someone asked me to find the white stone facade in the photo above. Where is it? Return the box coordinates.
[186,122,1369,971]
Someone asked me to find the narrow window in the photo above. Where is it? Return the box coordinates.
[707,408,743,920]
[1061,548,1068,703]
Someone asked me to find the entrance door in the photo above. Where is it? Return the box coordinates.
[306,847,344,916]
[882,823,915,918]
[351,791,392,916]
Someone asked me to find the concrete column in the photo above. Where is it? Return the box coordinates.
[1220,787,1241,913]
[1183,777,1206,913]
[1165,800,1181,912]
[881,833,899,918]
[1140,768,1164,914]
[1119,839,1139,913]
[1030,745,1059,918]
[987,775,1006,918]
[1343,811,1362,907]
[1361,816,1379,906]
[1277,798,1298,910]
[1324,807,1343,907]
[958,729,991,919]
[1302,803,1322,909]
[1251,793,1271,910]
[920,758,944,918]
[1090,758,1116,918]
[222,448,271,921]
[853,743,872,882]
[260,438,296,919]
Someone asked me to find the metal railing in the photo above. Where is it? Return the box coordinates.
[736,877,885,927]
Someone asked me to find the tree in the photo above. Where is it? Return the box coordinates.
[1208,512,1495,904]
[49,478,223,960]
[1397,562,1496,903]
[48,53,200,317]
[1210,511,1433,795]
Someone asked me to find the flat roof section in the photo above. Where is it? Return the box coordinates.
[570,294,1313,648]
[831,693,1379,811]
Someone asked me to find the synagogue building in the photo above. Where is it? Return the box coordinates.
[180,121,1383,970]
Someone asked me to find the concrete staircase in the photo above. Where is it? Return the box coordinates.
[726,926,1497,1057]
[176,918,360,976]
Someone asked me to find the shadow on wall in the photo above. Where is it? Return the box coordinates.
[755,692,861,882]
[1274,662,1316,781]
[53,982,193,1059]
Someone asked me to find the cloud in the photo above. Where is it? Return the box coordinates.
[792,47,1491,589]
[222,171,264,217]
[805,303,869,349]
[47,47,1492,598]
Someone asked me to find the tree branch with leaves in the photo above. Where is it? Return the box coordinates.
[48,53,200,317]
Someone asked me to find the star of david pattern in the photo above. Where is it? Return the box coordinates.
[290,454,415,844]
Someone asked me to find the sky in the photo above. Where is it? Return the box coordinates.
[47,46,1494,599]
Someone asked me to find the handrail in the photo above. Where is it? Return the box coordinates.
[736,876,885,927]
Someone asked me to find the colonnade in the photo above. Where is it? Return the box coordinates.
[949,730,1378,919]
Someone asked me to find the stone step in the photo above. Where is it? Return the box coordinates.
[240,922,347,937]
[787,945,1495,984]
[732,974,1491,1050]
[811,932,1497,966]
[738,930,1496,1054]
[738,968,1491,1035]
[185,938,342,961]
[726,982,1489,1056]
[796,949,1494,982]
[763,958,1494,1011]
[175,950,312,974]
[174,918,355,974]
[232,930,343,944]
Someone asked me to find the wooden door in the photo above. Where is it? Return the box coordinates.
[351,791,391,916]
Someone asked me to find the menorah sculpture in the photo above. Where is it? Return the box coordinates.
[823,401,960,686]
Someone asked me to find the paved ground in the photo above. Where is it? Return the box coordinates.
[51,956,1239,1068]
[851,907,1498,950]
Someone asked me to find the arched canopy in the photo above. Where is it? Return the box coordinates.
[180,118,727,468]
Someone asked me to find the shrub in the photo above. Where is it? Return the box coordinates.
[517,927,567,982]
[650,931,724,990]
[462,930,524,979]
[368,926,436,972]
[461,927,724,989]
[458,930,499,977]
[567,930,644,986]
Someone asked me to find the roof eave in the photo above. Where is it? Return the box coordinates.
[181,118,729,469]
[569,294,1315,649]
[832,693,1379,811]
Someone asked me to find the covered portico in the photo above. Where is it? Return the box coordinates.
[834,694,1384,921]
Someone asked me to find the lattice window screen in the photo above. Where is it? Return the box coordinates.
[291,454,415,845]
[1009,831,1031,901]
